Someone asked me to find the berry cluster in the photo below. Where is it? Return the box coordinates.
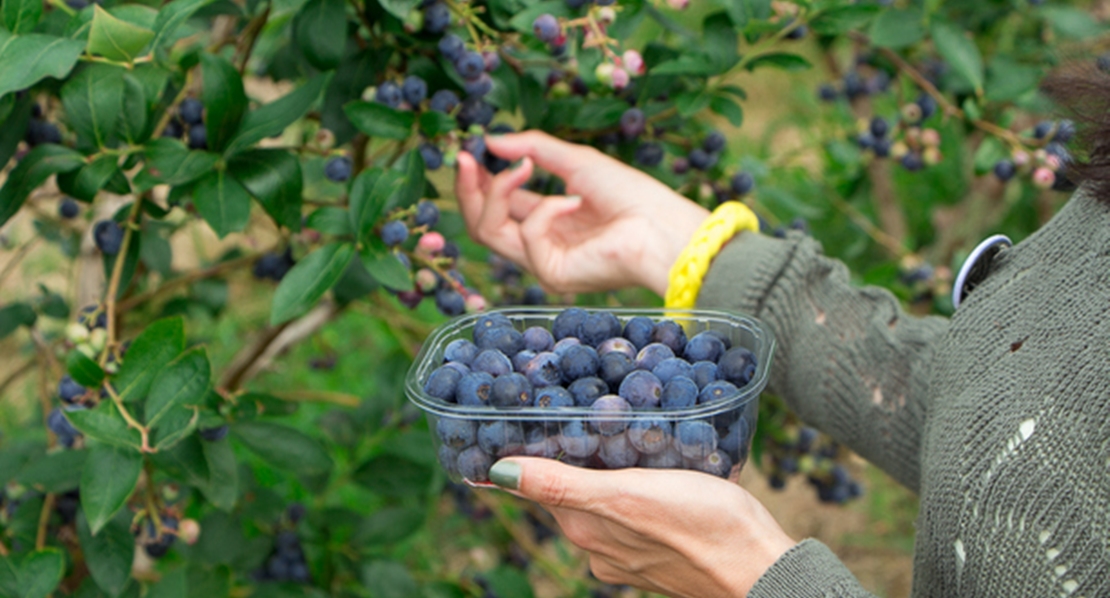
[991,119,1075,190]
[424,309,760,483]
[854,111,943,172]
[252,248,297,282]
[762,424,863,504]
[254,506,311,584]
[162,97,207,150]
[24,102,63,147]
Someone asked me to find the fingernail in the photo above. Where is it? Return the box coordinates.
[489,460,522,490]
[566,195,582,203]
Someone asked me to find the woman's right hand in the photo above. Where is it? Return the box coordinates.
[455,131,710,296]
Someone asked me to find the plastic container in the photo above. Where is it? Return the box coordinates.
[405,307,775,485]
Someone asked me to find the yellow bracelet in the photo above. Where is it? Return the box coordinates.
[664,202,760,309]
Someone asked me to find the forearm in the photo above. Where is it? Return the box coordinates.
[749,540,880,598]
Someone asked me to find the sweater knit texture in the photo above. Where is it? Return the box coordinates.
[697,186,1110,597]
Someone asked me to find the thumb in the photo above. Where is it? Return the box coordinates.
[488,457,607,509]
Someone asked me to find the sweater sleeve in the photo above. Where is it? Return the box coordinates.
[748,540,878,598]
[696,231,948,493]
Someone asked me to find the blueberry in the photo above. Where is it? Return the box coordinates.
[690,361,719,390]
[463,73,493,98]
[523,352,562,387]
[559,344,599,380]
[438,445,461,477]
[523,285,546,305]
[856,132,875,150]
[456,371,495,406]
[620,108,645,138]
[424,2,450,33]
[162,118,184,139]
[473,312,512,340]
[872,138,891,158]
[443,361,470,377]
[455,51,486,81]
[47,408,80,442]
[598,432,639,468]
[638,445,683,469]
[482,51,501,72]
[993,159,1016,182]
[660,376,698,409]
[684,332,726,363]
[419,143,444,171]
[558,420,599,458]
[818,83,839,102]
[471,349,513,377]
[717,417,749,455]
[524,426,562,458]
[652,357,694,385]
[534,385,574,408]
[915,93,936,120]
[461,135,487,161]
[430,89,461,114]
[598,351,634,392]
[93,220,124,255]
[512,350,536,373]
[589,394,631,436]
[187,123,207,149]
[596,338,635,359]
[59,198,79,219]
[533,14,560,43]
[552,337,581,357]
[380,220,409,246]
[325,156,352,182]
[675,420,717,460]
[566,0,589,7]
[634,343,674,371]
[1056,119,1076,143]
[628,419,672,455]
[199,425,229,441]
[144,516,178,558]
[618,370,662,408]
[568,376,608,407]
[424,365,464,401]
[900,151,924,172]
[632,142,663,167]
[252,250,296,282]
[698,380,739,404]
[622,317,654,350]
[477,420,525,456]
[58,375,85,404]
[702,131,726,153]
[730,172,754,197]
[580,312,622,347]
[785,23,807,39]
[869,116,888,139]
[552,307,588,340]
[689,450,732,478]
[435,288,466,316]
[376,81,403,108]
[688,148,717,171]
[444,338,480,365]
[457,98,495,129]
[651,321,687,354]
[289,562,311,584]
[477,325,524,357]
[522,327,555,353]
[456,446,493,482]
[717,347,757,387]
[437,417,477,449]
[1033,120,1053,140]
[179,98,204,126]
[490,372,533,407]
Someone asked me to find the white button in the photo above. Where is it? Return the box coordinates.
[952,234,1012,309]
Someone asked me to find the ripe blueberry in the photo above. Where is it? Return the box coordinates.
[698,380,739,404]
[638,445,683,469]
[435,288,465,316]
[652,357,693,385]
[598,432,639,468]
[522,327,555,352]
[456,371,495,405]
[59,198,79,219]
[533,14,560,43]
[424,2,450,33]
[93,220,124,255]
[419,143,444,171]
[597,337,636,358]
[512,349,536,372]
[523,352,562,387]
[993,159,1016,182]
[675,420,717,460]
[618,369,662,408]
[534,385,574,408]
[58,375,86,404]
[730,172,754,196]
[620,108,645,138]
[490,372,533,407]
[689,449,732,478]
[552,337,581,358]
[477,420,525,456]
[199,425,229,441]
[552,307,588,340]
[634,342,674,371]
[429,89,461,113]
[473,312,512,343]
[456,446,493,482]
[660,376,698,409]
[464,73,493,97]
[568,376,608,407]
[579,312,622,347]
[622,316,654,350]
[684,331,726,363]
[376,82,403,108]
[589,395,631,436]
[437,417,477,449]
[558,419,599,458]
[690,361,719,390]
[524,426,562,458]
[455,51,486,80]
[187,123,207,149]
[702,131,726,153]
[627,419,672,455]
[634,142,664,167]
[869,116,888,139]
[179,98,204,125]
[471,349,513,377]
[559,344,599,380]
[598,351,634,391]
[144,516,178,558]
[688,148,716,171]
[477,325,524,356]
[324,156,352,182]
[651,320,687,353]
[380,220,409,246]
[424,365,464,401]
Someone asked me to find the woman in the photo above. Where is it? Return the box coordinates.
[451,66,1110,597]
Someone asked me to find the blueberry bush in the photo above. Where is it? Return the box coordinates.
[0,0,1104,595]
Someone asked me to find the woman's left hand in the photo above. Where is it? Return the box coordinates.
[487,457,797,598]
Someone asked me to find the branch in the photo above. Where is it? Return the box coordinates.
[220,302,339,391]
[117,249,271,312]
[101,198,145,368]
[104,383,153,453]
[0,236,42,290]
[0,357,37,399]
[235,4,271,74]
[267,390,361,408]
[35,493,56,550]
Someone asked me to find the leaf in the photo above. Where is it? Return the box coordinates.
[867,8,925,49]
[3,0,42,34]
[348,167,403,241]
[744,52,811,72]
[145,348,210,427]
[294,0,347,71]
[270,242,354,325]
[193,168,253,238]
[352,454,432,498]
[703,12,738,71]
[985,56,1042,103]
[418,110,457,137]
[138,138,220,188]
[200,53,247,152]
[0,144,85,228]
[150,405,199,451]
[344,101,415,140]
[304,207,351,235]
[15,450,87,493]
[66,402,142,450]
[56,156,124,203]
[225,73,331,154]
[574,97,627,130]
[0,94,32,173]
[200,435,238,510]
[146,568,186,598]
[118,74,149,144]
[81,444,142,535]
[481,566,534,598]
[650,53,720,76]
[0,549,65,598]
[61,63,126,150]
[66,350,105,387]
[77,512,134,598]
[377,0,420,19]
[360,245,413,292]
[356,507,425,546]
[931,21,983,94]
[360,561,420,598]
[0,302,36,339]
[0,31,86,98]
[149,0,219,51]
[810,4,879,35]
[232,421,333,476]
[227,149,303,231]
[710,95,743,127]
[88,5,155,63]
[111,316,186,403]
[390,148,426,211]
[1041,6,1104,40]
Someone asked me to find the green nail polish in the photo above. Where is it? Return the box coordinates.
[489,460,522,490]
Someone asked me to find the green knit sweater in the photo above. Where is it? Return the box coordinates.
[697,186,1110,597]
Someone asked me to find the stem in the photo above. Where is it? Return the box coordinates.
[143,462,163,531]
[35,494,55,550]
[0,358,36,401]
[152,71,195,139]
[220,320,294,391]
[104,383,153,453]
[236,3,271,74]
[100,198,144,368]
[267,390,361,407]
[117,249,272,312]
[0,236,42,290]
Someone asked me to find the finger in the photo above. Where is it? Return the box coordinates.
[507,188,544,221]
[589,555,668,595]
[455,151,485,232]
[488,456,610,510]
[479,157,534,234]
[518,195,584,288]
[487,131,604,179]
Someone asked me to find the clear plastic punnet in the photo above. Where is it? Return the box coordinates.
[405,307,775,486]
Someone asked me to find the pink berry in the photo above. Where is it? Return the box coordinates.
[179,519,201,545]
[611,67,630,90]
[1032,167,1055,189]
[1012,150,1031,167]
[667,0,689,9]
[1044,154,1062,171]
[622,50,645,75]
[417,231,446,253]
[920,128,941,147]
[595,63,615,86]
[416,268,438,293]
[465,293,487,313]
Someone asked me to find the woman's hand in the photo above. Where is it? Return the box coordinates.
[487,457,797,598]
[455,131,710,296]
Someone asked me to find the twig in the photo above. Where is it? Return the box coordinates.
[101,198,144,368]
[0,357,38,400]
[104,383,153,453]
[236,4,271,74]
[35,493,56,550]
[219,320,294,391]
[143,462,163,531]
[117,249,271,312]
[267,390,361,408]
[0,236,42,290]
[0,538,9,557]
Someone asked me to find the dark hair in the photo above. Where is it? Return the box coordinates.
[1040,63,1110,195]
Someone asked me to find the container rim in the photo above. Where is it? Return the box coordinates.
[404,306,775,422]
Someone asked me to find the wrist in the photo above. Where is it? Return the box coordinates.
[663,202,761,309]
[638,202,710,296]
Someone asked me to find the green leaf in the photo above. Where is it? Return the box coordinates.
[574,97,627,130]
[0,144,85,228]
[744,52,811,72]
[810,5,879,35]
[344,101,415,140]
[225,73,331,154]
[66,350,105,387]
[360,245,413,292]
[650,53,720,76]
[985,56,1042,103]
[81,444,142,535]
[352,454,432,498]
[0,549,65,598]
[15,450,86,493]
[709,95,743,127]
[145,347,210,427]
[61,63,125,150]
[703,12,738,71]
[360,561,419,598]
[349,168,404,241]
[200,435,238,510]
[390,148,426,211]
[149,0,219,51]
[193,169,252,238]
[227,149,303,231]
[482,566,534,598]
[111,316,186,403]
[674,90,711,117]
[118,74,149,144]
[232,421,333,475]
[146,568,186,598]
[377,0,419,19]
[1041,6,1104,40]
[57,156,124,203]
[2,0,42,34]
[150,404,199,451]
[0,31,86,98]
[356,507,425,546]
[418,110,457,137]
[200,53,248,152]
[0,302,36,339]
[931,21,983,95]
[88,5,155,63]
[0,94,32,173]
[294,0,347,71]
[868,8,925,49]
[138,138,220,188]
[66,402,142,450]
[304,207,352,236]
[270,242,354,325]
[77,512,134,598]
